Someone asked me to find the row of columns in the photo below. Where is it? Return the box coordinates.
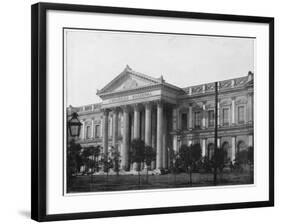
[102,101,167,171]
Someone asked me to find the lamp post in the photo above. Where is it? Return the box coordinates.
[213,82,218,186]
[67,112,82,189]
[68,112,82,138]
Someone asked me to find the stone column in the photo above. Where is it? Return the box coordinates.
[133,105,141,139]
[141,111,145,141]
[231,136,236,161]
[231,97,236,125]
[112,109,119,150]
[188,104,193,129]
[172,107,178,131]
[102,110,109,154]
[217,137,221,148]
[145,103,152,146]
[202,102,206,129]
[121,107,130,170]
[108,115,112,138]
[156,102,163,169]
[173,135,178,153]
[162,113,168,169]
[151,108,156,170]
[133,105,141,170]
[202,138,206,157]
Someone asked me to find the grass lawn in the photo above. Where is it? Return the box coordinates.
[67,171,253,193]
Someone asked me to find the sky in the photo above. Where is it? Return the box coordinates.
[65,29,254,107]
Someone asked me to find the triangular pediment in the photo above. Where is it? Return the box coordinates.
[97,65,161,95]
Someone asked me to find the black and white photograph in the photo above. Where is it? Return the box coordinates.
[65,29,254,194]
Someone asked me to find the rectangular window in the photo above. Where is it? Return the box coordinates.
[208,110,215,127]
[95,125,101,138]
[194,111,201,128]
[86,126,91,139]
[223,108,229,126]
[238,106,245,124]
[181,113,187,130]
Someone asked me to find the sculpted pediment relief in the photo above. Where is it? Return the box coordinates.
[97,65,160,95]
[113,75,152,92]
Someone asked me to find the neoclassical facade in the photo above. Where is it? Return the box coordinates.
[67,65,254,171]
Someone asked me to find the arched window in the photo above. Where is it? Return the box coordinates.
[95,125,101,138]
[222,141,230,161]
[194,111,201,128]
[238,106,245,124]
[207,143,214,160]
[86,126,91,139]
[237,140,247,154]
[181,113,187,130]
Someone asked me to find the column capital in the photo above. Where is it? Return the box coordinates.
[102,108,110,115]
[144,102,153,109]
[121,105,130,113]
[133,103,142,111]
[231,96,236,101]
[156,100,163,107]
[111,107,120,113]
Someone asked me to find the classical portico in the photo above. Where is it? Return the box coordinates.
[96,65,182,171]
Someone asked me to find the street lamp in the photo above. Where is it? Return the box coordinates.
[68,112,82,137]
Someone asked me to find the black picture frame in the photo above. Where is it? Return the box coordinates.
[31,2,274,222]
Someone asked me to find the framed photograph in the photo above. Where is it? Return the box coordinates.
[31,2,274,222]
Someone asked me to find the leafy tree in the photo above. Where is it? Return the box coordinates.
[247,146,254,165]
[100,152,113,185]
[179,143,202,185]
[235,146,254,176]
[216,147,228,173]
[131,139,145,187]
[201,156,213,173]
[144,145,156,183]
[190,143,202,171]
[169,149,181,185]
[81,147,92,173]
[111,146,121,176]
[235,149,248,165]
[91,145,101,173]
[82,145,101,190]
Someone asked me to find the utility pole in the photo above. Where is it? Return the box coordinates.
[213,82,218,186]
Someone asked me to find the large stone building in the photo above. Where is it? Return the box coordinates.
[67,65,254,171]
